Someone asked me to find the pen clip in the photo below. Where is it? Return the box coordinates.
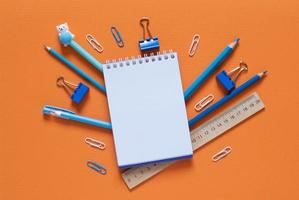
[43,105,76,116]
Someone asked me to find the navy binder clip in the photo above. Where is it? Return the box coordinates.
[139,17,160,54]
[56,76,89,104]
[216,61,248,93]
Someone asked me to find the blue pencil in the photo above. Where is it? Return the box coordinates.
[184,38,240,100]
[44,45,106,93]
[188,70,268,127]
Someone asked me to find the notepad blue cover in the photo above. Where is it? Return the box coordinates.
[103,52,193,168]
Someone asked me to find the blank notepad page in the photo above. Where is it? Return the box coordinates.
[103,52,193,168]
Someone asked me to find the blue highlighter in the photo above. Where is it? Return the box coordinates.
[56,23,103,72]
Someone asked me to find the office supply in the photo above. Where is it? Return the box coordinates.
[184,38,240,100]
[189,70,267,127]
[111,26,124,47]
[122,92,265,189]
[44,45,106,93]
[217,60,248,93]
[86,34,104,53]
[43,105,112,129]
[103,51,193,168]
[85,137,105,150]
[194,94,214,112]
[188,34,200,57]
[212,146,232,162]
[139,17,160,53]
[56,77,89,104]
[56,23,103,72]
[86,160,107,175]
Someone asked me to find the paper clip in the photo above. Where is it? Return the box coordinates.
[138,17,160,53]
[212,146,232,162]
[194,94,215,112]
[86,160,107,175]
[216,61,249,93]
[85,137,105,150]
[85,34,104,53]
[56,77,89,104]
[188,34,200,57]
[110,26,124,47]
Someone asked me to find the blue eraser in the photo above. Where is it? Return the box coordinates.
[216,71,236,93]
[139,37,160,52]
[71,83,89,104]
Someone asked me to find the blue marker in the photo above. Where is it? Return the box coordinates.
[45,45,106,93]
[184,38,240,100]
[43,105,112,129]
[188,70,268,127]
[56,23,103,72]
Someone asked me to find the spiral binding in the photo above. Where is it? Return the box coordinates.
[104,50,175,69]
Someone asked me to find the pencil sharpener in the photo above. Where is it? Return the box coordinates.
[71,83,89,104]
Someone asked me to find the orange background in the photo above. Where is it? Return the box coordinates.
[1,0,299,199]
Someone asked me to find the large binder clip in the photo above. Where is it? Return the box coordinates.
[57,77,89,104]
[139,17,160,54]
[216,61,248,93]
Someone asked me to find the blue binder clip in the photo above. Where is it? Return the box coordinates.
[139,17,160,53]
[57,77,89,104]
[216,61,248,93]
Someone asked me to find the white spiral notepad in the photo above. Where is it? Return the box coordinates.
[103,52,193,168]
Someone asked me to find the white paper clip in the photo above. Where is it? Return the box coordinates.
[194,94,215,112]
[212,146,232,162]
[85,137,105,150]
[86,34,104,53]
[188,34,200,57]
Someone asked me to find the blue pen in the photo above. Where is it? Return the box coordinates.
[44,45,106,93]
[43,105,112,129]
[184,38,240,100]
[188,70,268,127]
[56,23,103,72]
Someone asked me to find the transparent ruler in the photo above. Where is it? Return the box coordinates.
[122,93,265,189]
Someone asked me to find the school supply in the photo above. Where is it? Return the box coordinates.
[139,17,160,53]
[212,146,232,162]
[184,38,240,100]
[87,160,107,175]
[44,45,106,93]
[194,94,214,112]
[122,92,265,189]
[103,51,193,168]
[56,23,103,72]
[188,34,200,57]
[56,77,89,104]
[43,105,112,129]
[86,34,104,53]
[111,26,124,47]
[85,137,106,150]
[189,70,267,127]
[216,61,248,93]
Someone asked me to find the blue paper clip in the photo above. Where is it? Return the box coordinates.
[139,17,160,53]
[111,26,124,47]
[216,61,248,93]
[56,77,89,104]
[86,160,107,175]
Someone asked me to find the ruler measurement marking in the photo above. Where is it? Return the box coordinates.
[122,93,265,189]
